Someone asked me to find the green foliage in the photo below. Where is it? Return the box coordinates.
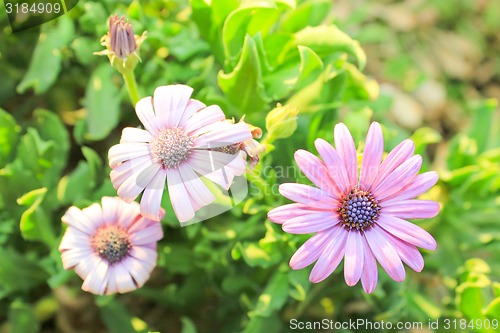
[0,0,498,332]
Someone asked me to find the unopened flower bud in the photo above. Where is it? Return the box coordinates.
[266,103,299,140]
[94,14,146,72]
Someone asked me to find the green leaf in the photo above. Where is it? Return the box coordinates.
[180,317,198,333]
[295,25,366,70]
[17,187,56,246]
[57,161,93,205]
[233,242,276,268]
[0,248,48,298]
[8,300,39,333]
[218,35,270,114]
[222,0,279,65]
[17,16,75,94]
[0,108,21,168]
[281,0,331,33]
[456,282,486,320]
[98,297,149,333]
[250,271,289,317]
[83,64,121,140]
[485,297,500,320]
[411,127,443,155]
[468,99,498,153]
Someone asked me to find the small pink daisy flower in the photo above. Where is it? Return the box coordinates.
[268,122,439,293]
[59,197,163,295]
[108,85,252,222]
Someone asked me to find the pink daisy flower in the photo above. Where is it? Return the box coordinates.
[108,85,252,222]
[268,122,439,293]
[59,197,163,295]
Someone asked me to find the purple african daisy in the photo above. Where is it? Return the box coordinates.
[268,122,439,293]
[108,84,252,222]
[59,197,163,295]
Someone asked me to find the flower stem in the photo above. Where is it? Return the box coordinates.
[122,69,140,106]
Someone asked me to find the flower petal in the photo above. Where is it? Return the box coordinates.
[166,168,195,222]
[180,99,206,126]
[373,155,422,200]
[140,168,167,221]
[153,85,193,128]
[117,163,161,202]
[135,96,160,134]
[268,203,326,224]
[334,123,358,188]
[188,150,242,190]
[129,220,164,245]
[114,262,137,293]
[279,183,338,210]
[282,212,338,234]
[105,266,118,295]
[370,139,414,191]
[61,248,93,270]
[59,227,91,251]
[344,230,364,286]
[309,228,348,283]
[383,200,440,219]
[315,138,350,195]
[82,258,109,295]
[108,143,151,168]
[361,237,378,294]
[62,207,95,235]
[382,229,424,272]
[179,163,215,208]
[290,226,341,270]
[184,105,225,135]
[120,127,153,143]
[110,155,153,190]
[295,149,340,199]
[382,171,439,203]
[101,197,121,224]
[377,214,437,250]
[193,122,251,148]
[122,257,151,288]
[364,227,406,282]
[360,122,384,189]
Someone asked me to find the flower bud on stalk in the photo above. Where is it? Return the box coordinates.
[266,103,299,141]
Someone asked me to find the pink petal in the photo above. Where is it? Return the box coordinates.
[344,231,364,286]
[129,220,164,245]
[109,155,153,190]
[361,237,378,293]
[108,143,151,168]
[82,258,109,295]
[381,229,424,272]
[188,150,241,190]
[370,139,414,191]
[81,203,104,229]
[193,122,251,148]
[184,105,225,135]
[180,99,206,126]
[294,149,341,199]
[122,257,151,288]
[114,262,137,293]
[105,266,118,295]
[290,226,341,270]
[140,168,167,221]
[268,203,326,224]
[309,229,348,283]
[120,127,153,143]
[382,171,439,203]
[166,168,195,222]
[135,96,160,134]
[376,214,437,250]
[179,163,215,208]
[117,163,160,202]
[101,197,120,224]
[383,200,440,219]
[74,254,100,280]
[282,212,337,234]
[130,246,158,267]
[62,207,95,235]
[117,201,141,230]
[61,248,93,270]
[153,85,193,128]
[360,122,383,189]
[59,227,91,251]
[279,183,339,210]
[314,138,350,195]
[373,155,422,200]
[334,123,358,189]
[364,227,406,282]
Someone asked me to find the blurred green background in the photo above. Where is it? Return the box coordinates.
[0,0,499,332]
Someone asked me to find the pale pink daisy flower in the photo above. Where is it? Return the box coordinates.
[59,197,163,295]
[268,122,439,293]
[108,85,252,222]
